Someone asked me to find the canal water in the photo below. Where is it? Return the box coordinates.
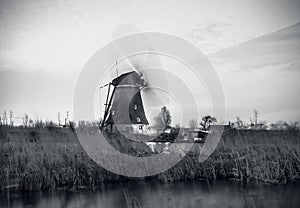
[1,180,300,208]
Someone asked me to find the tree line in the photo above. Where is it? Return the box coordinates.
[1,108,299,131]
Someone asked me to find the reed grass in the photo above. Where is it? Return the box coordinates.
[0,126,299,191]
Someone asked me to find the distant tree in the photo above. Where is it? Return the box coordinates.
[65,111,69,126]
[270,121,280,130]
[9,110,13,126]
[236,117,244,129]
[23,114,29,127]
[78,120,86,128]
[34,119,43,128]
[253,109,258,127]
[175,123,181,129]
[45,120,56,130]
[250,109,259,128]
[270,121,299,131]
[286,121,300,131]
[200,115,217,131]
[3,110,7,125]
[153,106,172,130]
[189,119,198,129]
[58,112,61,126]
[29,119,34,127]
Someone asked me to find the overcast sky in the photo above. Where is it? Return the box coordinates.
[0,0,300,125]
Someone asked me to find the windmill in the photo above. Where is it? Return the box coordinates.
[101,55,175,134]
[100,70,150,132]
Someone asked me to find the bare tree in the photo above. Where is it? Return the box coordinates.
[236,117,244,129]
[58,112,61,126]
[23,114,29,127]
[3,110,7,125]
[65,111,69,127]
[251,109,258,127]
[153,106,172,130]
[9,110,13,126]
[189,119,198,129]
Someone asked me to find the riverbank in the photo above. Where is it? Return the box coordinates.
[0,126,300,191]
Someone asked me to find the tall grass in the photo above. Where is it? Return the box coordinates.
[158,130,300,184]
[0,126,299,191]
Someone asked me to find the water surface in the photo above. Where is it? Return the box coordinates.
[1,180,300,208]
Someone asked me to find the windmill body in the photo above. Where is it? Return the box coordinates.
[102,71,149,134]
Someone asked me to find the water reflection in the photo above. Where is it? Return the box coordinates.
[1,180,300,208]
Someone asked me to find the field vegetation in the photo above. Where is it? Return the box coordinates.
[0,123,300,191]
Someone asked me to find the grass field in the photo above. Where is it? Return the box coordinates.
[0,126,300,191]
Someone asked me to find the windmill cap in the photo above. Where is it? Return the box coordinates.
[112,71,145,87]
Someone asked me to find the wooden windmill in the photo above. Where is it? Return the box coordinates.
[100,71,150,133]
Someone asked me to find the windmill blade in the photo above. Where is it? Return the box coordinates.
[141,88,167,111]
[139,67,170,106]
[110,32,170,106]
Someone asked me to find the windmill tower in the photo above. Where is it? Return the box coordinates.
[101,71,149,133]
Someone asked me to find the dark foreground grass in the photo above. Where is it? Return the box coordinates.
[0,126,300,191]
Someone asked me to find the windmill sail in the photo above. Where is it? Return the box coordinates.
[105,71,149,125]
